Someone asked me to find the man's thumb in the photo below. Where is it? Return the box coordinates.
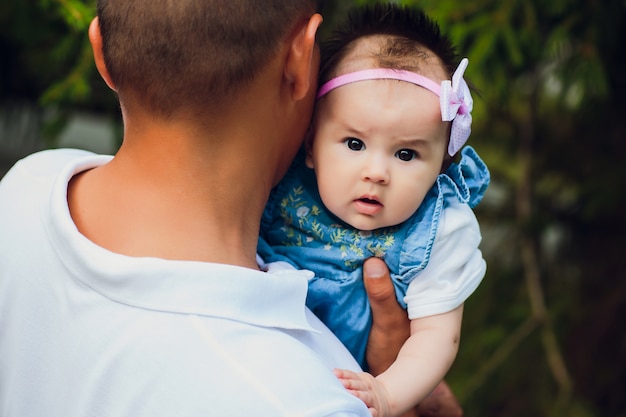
[363,257,396,305]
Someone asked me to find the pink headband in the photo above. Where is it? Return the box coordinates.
[317,58,472,156]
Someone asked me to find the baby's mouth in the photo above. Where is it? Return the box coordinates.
[354,196,384,215]
[358,197,382,206]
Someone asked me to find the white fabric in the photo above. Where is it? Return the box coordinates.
[0,149,369,417]
[405,201,486,319]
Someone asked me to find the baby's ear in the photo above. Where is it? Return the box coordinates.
[304,126,315,168]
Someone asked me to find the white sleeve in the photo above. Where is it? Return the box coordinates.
[404,201,486,319]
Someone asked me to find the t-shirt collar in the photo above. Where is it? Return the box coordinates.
[42,153,317,332]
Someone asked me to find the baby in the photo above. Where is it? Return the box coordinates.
[259,4,490,416]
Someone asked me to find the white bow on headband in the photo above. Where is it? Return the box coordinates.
[317,58,473,156]
[440,58,472,156]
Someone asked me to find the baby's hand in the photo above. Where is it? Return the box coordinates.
[334,368,392,417]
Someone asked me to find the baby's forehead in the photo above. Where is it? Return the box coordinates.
[334,35,448,83]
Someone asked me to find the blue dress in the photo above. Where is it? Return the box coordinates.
[259,146,490,367]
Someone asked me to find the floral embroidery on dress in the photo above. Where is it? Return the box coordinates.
[277,185,400,268]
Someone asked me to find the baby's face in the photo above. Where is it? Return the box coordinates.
[307,78,448,231]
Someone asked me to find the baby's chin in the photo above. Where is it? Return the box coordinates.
[342,217,400,232]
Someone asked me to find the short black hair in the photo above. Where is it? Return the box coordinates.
[97,0,320,117]
[319,3,459,85]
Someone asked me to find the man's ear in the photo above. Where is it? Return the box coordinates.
[284,13,323,101]
[89,17,117,91]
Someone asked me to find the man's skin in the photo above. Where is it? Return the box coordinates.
[364,258,463,417]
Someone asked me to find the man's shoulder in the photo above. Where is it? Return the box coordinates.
[7,148,99,177]
[1,148,112,195]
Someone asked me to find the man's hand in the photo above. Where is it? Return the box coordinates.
[416,381,463,417]
[363,257,463,417]
[363,257,411,376]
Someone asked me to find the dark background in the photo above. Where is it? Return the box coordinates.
[1,1,624,416]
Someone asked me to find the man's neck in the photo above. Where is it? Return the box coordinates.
[67,110,277,270]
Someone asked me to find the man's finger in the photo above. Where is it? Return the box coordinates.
[363,257,410,375]
[416,381,463,417]
[363,257,408,328]
[363,257,397,303]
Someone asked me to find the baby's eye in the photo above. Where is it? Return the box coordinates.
[395,149,417,161]
[345,138,365,151]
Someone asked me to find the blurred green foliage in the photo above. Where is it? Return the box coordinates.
[1,0,625,416]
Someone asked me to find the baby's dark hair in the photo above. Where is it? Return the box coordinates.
[319,3,459,86]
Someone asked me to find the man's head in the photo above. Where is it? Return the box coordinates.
[95,0,321,117]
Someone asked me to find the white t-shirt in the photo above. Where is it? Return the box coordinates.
[404,201,486,319]
[0,149,369,417]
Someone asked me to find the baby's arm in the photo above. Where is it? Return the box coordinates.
[339,203,483,416]
[335,305,463,417]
